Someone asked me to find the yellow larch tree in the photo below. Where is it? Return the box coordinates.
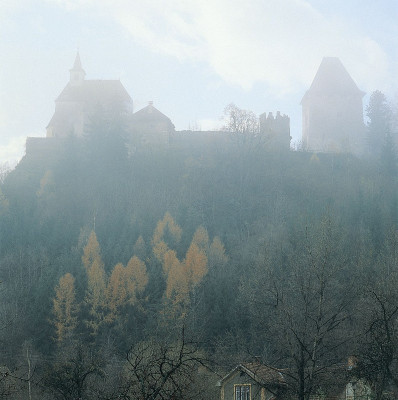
[105,256,149,323]
[153,240,169,263]
[164,250,187,301]
[52,273,79,343]
[191,226,209,251]
[162,227,209,320]
[82,231,106,336]
[105,263,127,323]
[152,212,182,245]
[183,242,208,288]
[82,231,102,271]
[166,260,189,318]
[125,256,148,304]
[152,212,182,262]
[163,249,179,276]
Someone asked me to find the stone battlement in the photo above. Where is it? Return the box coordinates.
[259,111,291,150]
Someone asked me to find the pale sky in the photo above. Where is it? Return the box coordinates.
[1,0,397,166]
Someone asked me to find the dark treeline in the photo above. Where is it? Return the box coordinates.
[0,123,397,399]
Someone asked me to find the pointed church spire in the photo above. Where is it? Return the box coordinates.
[73,51,83,70]
[69,51,85,85]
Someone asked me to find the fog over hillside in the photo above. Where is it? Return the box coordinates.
[1,2,398,400]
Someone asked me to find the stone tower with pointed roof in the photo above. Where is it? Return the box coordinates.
[46,53,133,138]
[301,57,366,154]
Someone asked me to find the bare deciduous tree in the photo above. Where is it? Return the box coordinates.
[42,342,104,400]
[120,328,213,400]
[223,103,259,140]
[243,218,354,400]
[356,229,398,399]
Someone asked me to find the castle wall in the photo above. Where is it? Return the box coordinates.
[259,111,291,151]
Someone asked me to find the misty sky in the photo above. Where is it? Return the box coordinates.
[1,0,397,166]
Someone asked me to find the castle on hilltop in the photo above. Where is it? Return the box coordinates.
[45,52,175,145]
[27,53,370,158]
[26,52,290,155]
[301,57,366,155]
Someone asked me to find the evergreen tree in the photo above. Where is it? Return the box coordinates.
[366,90,392,157]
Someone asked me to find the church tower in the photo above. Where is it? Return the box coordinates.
[46,53,132,138]
[301,57,366,154]
[69,52,86,86]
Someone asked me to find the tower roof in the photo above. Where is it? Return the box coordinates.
[301,57,365,103]
[71,52,83,71]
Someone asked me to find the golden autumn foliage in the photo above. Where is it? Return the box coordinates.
[52,273,78,342]
[163,226,210,319]
[106,263,127,321]
[153,240,169,263]
[152,213,182,262]
[125,256,148,302]
[191,226,209,251]
[105,256,148,323]
[82,231,106,335]
[164,251,186,300]
[162,249,180,275]
[82,231,103,272]
[165,259,189,307]
[184,242,208,287]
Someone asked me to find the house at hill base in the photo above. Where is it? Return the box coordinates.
[217,362,287,400]
[218,361,373,400]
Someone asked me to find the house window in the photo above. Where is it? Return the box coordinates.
[235,385,251,400]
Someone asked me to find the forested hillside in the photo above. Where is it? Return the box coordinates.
[0,130,397,399]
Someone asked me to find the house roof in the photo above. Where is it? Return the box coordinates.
[56,80,132,104]
[301,57,365,104]
[218,361,286,387]
[131,102,173,123]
